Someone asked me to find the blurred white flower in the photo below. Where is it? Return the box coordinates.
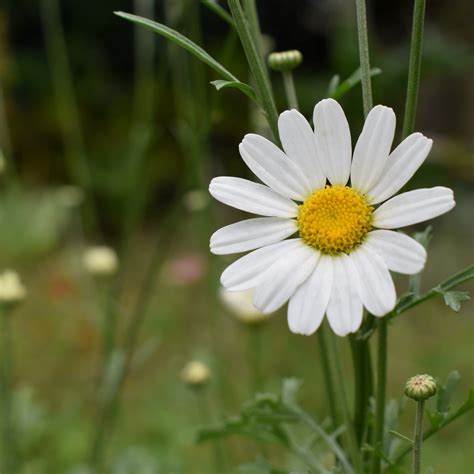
[180,360,210,386]
[83,246,118,276]
[0,270,26,304]
[219,287,271,325]
[183,189,208,212]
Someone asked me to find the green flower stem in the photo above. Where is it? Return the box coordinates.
[282,71,299,109]
[102,287,117,361]
[371,318,387,474]
[317,324,341,431]
[402,0,427,139]
[227,0,280,142]
[355,0,373,116]
[242,0,265,62]
[328,330,364,474]
[412,400,425,474]
[0,310,18,474]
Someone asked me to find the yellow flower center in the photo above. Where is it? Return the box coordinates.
[298,186,373,255]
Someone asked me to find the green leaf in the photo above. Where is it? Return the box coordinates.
[114,12,239,82]
[281,377,301,407]
[437,290,470,312]
[437,370,461,413]
[239,457,289,473]
[388,430,413,445]
[330,67,382,100]
[201,0,235,27]
[210,79,257,101]
[327,74,340,96]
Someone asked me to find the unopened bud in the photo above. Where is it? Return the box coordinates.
[83,246,118,277]
[181,360,210,387]
[268,50,303,71]
[405,374,437,401]
[0,270,26,310]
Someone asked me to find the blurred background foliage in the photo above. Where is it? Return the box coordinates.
[0,0,472,473]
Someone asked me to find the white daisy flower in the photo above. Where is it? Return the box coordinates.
[209,99,455,337]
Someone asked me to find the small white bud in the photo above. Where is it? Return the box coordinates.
[219,287,271,325]
[0,270,26,306]
[83,246,118,276]
[181,360,210,387]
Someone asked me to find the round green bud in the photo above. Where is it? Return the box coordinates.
[404,374,437,401]
[268,50,303,71]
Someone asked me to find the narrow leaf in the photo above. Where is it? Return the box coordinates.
[201,0,235,27]
[388,430,413,444]
[330,67,382,100]
[115,12,239,82]
[210,79,257,101]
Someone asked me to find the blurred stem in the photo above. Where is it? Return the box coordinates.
[247,324,263,394]
[402,0,426,139]
[317,324,341,431]
[328,330,364,474]
[89,211,178,471]
[227,0,279,142]
[102,286,117,361]
[0,310,18,474]
[39,0,100,234]
[355,0,373,116]
[282,71,299,109]
[371,318,387,474]
[412,400,425,474]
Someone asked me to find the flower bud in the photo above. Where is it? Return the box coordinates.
[83,246,118,277]
[268,50,303,71]
[219,287,271,325]
[405,374,437,401]
[181,360,210,387]
[0,270,26,308]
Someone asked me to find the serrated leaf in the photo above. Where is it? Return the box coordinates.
[437,370,461,413]
[330,67,382,100]
[210,79,257,101]
[439,290,470,312]
[115,12,239,82]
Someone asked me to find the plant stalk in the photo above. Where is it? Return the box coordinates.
[371,318,387,474]
[402,0,426,139]
[412,400,425,474]
[282,71,299,109]
[227,0,280,142]
[355,0,373,116]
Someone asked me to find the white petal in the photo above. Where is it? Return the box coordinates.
[278,109,326,190]
[351,105,396,194]
[220,239,303,291]
[288,255,333,335]
[364,230,427,275]
[239,134,312,201]
[366,133,433,204]
[253,244,319,314]
[373,187,455,229]
[313,98,352,186]
[209,177,298,218]
[326,255,363,336]
[350,245,396,317]
[210,218,297,255]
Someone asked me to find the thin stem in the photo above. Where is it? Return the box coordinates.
[355,0,373,116]
[0,312,18,474]
[227,0,279,142]
[328,331,364,474]
[371,318,387,474]
[317,325,341,431]
[412,400,425,474]
[282,71,299,109]
[242,0,265,62]
[402,0,426,139]
[102,286,117,361]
